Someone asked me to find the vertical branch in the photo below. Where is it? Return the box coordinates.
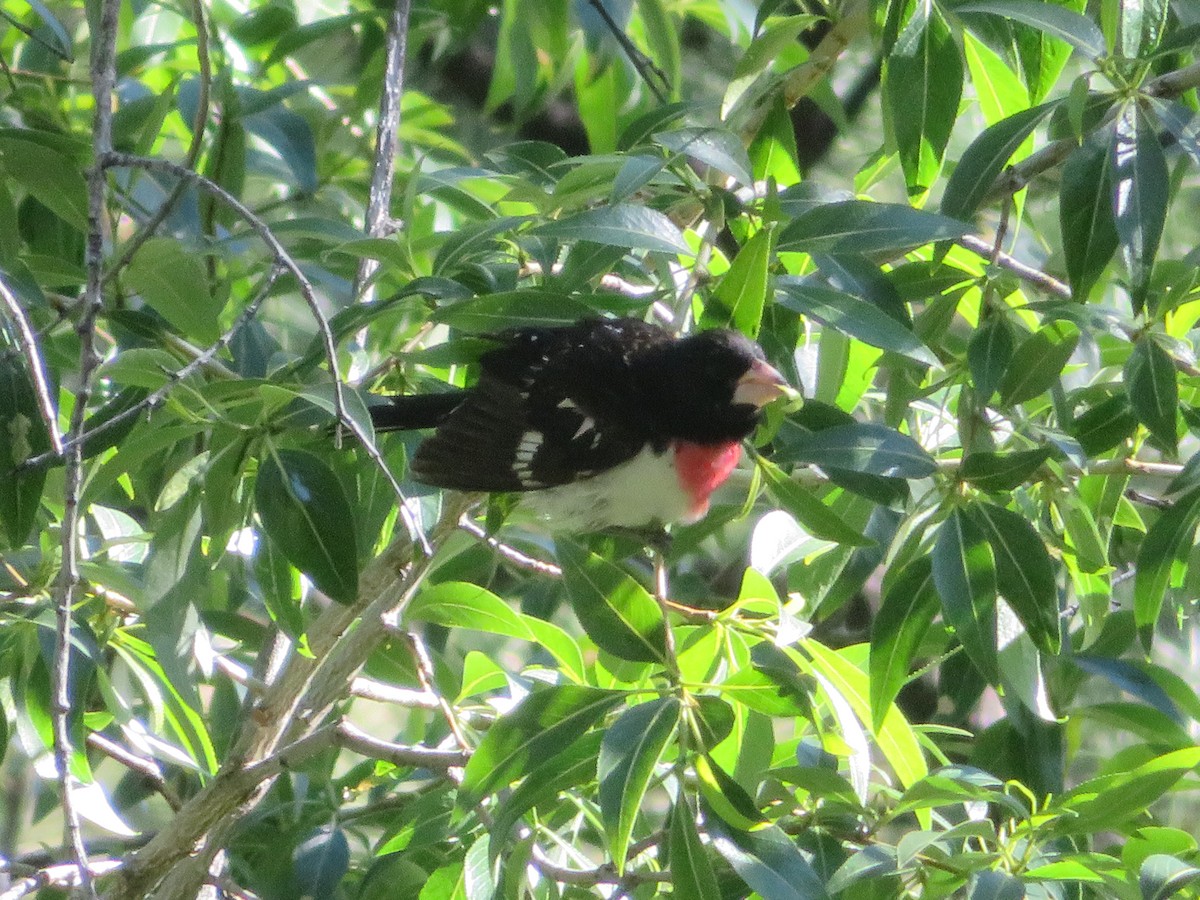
[354,0,412,303]
[53,1,121,897]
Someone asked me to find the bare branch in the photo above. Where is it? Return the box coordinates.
[0,274,63,455]
[86,733,182,811]
[336,721,469,769]
[458,518,563,577]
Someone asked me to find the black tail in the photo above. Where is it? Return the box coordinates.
[368,391,465,432]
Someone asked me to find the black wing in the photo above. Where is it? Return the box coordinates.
[411,318,672,491]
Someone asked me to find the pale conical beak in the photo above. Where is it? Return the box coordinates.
[733,359,796,408]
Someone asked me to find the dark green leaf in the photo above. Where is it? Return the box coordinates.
[997,321,1079,405]
[1117,0,1169,57]
[0,355,51,546]
[885,3,962,197]
[598,697,680,872]
[293,827,349,899]
[967,316,1016,401]
[943,104,1057,221]
[529,203,690,255]
[431,290,599,332]
[776,201,969,255]
[1125,336,1178,451]
[1060,134,1119,302]
[711,227,773,338]
[968,869,1025,900]
[1070,394,1137,455]
[1134,487,1200,645]
[956,0,1106,58]
[775,278,937,365]
[123,237,223,344]
[1056,747,1200,835]
[933,509,1000,683]
[757,456,873,546]
[432,215,527,275]
[960,448,1053,492]
[1112,105,1168,313]
[1141,854,1200,900]
[968,502,1060,654]
[779,423,937,479]
[0,137,88,229]
[557,541,667,662]
[654,126,753,186]
[827,845,899,895]
[460,684,622,807]
[670,797,721,900]
[709,818,830,900]
[255,449,359,604]
[870,557,938,731]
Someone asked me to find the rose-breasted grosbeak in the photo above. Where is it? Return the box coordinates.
[370,318,791,532]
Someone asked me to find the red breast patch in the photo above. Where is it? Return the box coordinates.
[674,441,742,519]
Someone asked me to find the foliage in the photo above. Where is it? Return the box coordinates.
[2,0,1200,897]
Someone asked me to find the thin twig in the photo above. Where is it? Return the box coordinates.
[100,151,430,554]
[337,721,469,769]
[50,4,121,897]
[458,518,563,576]
[355,0,412,303]
[585,0,669,103]
[0,860,122,900]
[0,274,63,455]
[402,629,471,762]
[957,234,1072,299]
[86,733,182,811]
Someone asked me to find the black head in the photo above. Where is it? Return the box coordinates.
[636,328,790,444]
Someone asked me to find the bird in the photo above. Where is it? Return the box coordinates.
[369,317,793,532]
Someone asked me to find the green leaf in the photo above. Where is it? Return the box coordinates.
[598,697,680,872]
[431,290,598,332]
[955,0,1106,58]
[942,104,1056,221]
[933,509,1000,683]
[0,355,51,546]
[775,279,937,366]
[255,448,359,604]
[1116,0,1169,57]
[0,137,88,229]
[885,2,963,197]
[1133,487,1200,645]
[968,502,1060,654]
[1140,855,1200,900]
[556,541,667,662]
[997,321,1079,405]
[1060,134,1119,302]
[1070,394,1137,455]
[870,557,938,731]
[529,203,691,255]
[756,456,873,547]
[1057,493,1109,574]
[776,201,969,255]
[780,423,937,479]
[1055,747,1200,835]
[459,684,622,807]
[711,227,773,338]
[708,818,830,900]
[670,797,721,900]
[959,448,1053,492]
[406,582,531,638]
[1125,335,1178,452]
[967,316,1016,401]
[654,126,753,186]
[123,237,222,344]
[1112,105,1168,313]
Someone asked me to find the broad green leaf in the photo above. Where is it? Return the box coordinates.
[1125,335,1178,451]
[598,697,680,872]
[637,0,681,98]
[870,557,938,731]
[827,846,899,895]
[712,227,773,338]
[709,817,830,900]
[557,541,667,662]
[885,2,962,197]
[1133,487,1200,644]
[654,126,753,186]
[1057,493,1109,574]
[967,316,1016,401]
[956,0,1106,58]
[459,684,622,807]
[670,797,721,900]
[0,137,87,229]
[779,423,937,479]
[1060,134,1118,302]
[968,502,1060,654]
[776,201,969,255]
[406,582,530,638]
[695,753,765,830]
[529,203,690,255]
[1117,0,1169,57]
[942,104,1056,221]
[1070,394,1137,455]
[255,449,359,604]
[933,509,1000,683]
[123,237,222,344]
[1055,747,1200,835]
[432,215,527,275]
[959,447,1053,492]
[997,321,1079,405]
[431,290,598,332]
[293,827,350,899]
[756,456,873,546]
[968,869,1024,899]
[775,279,937,365]
[1112,105,1168,313]
[0,354,51,547]
[1140,855,1200,900]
